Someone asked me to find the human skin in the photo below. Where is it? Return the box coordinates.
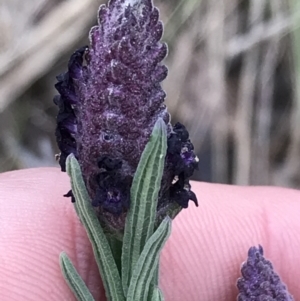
[0,168,299,301]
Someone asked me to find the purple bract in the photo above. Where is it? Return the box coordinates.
[54,0,198,229]
[237,246,294,301]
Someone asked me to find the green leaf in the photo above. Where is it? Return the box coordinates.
[148,284,164,301]
[152,288,164,301]
[126,217,171,301]
[60,252,95,301]
[152,262,159,286]
[66,155,125,301]
[107,235,123,273]
[121,118,167,295]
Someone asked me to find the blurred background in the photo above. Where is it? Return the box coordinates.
[0,0,300,188]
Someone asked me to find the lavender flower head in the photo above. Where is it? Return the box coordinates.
[54,0,198,231]
[237,246,294,301]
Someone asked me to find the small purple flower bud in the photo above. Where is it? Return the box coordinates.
[237,246,294,301]
[54,0,198,230]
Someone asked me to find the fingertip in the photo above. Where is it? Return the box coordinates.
[160,182,300,301]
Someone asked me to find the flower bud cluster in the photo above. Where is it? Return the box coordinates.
[54,0,198,228]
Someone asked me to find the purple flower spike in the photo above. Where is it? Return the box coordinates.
[237,246,294,301]
[54,0,198,231]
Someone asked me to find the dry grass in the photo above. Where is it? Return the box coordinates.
[0,0,299,188]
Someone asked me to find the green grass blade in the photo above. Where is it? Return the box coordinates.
[121,118,167,295]
[60,252,95,301]
[126,217,171,301]
[66,155,125,301]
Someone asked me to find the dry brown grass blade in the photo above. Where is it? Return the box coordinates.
[164,30,196,117]
[251,0,282,185]
[226,14,291,59]
[0,0,101,113]
[205,0,227,183]
[233,0,266,185]
[282,0,300,186]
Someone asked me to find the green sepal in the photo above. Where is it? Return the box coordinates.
[121,118,167,295]
[126,217,171,301]
[66,154,125,301]
[60,252,95,301]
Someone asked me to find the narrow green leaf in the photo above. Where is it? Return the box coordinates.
[148,284,164,301]
[127,217,171,301]
[148,284,155,301]
[66,155,125,301]
[60,252,95,301]
[152,263,159,286]
[156,288,164,301]
[152,288,164,301]
[107,235,123,273]
[122,118,167,294]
